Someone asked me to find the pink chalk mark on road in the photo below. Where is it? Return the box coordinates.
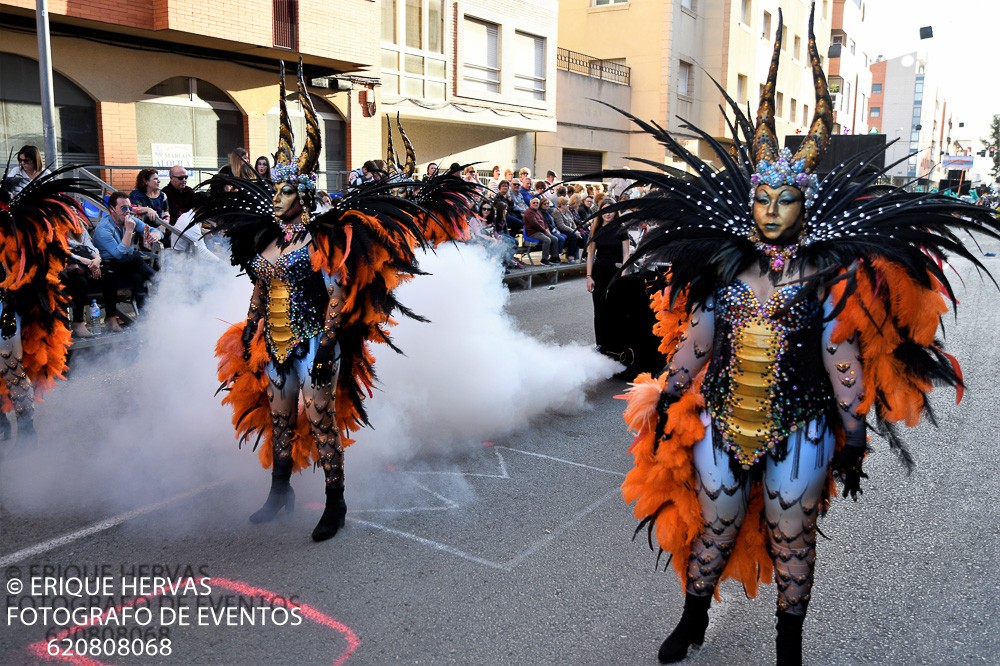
[26,576,360,666]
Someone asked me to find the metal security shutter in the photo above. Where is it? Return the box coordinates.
[562,149,603,180]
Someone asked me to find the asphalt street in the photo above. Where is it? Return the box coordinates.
[1,249,999,665]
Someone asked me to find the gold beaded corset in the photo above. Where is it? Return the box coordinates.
[702,280,832,469]
[250,246,326,365]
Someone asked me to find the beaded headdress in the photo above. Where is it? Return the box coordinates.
[271,59,321,200]
[750,6,832,209]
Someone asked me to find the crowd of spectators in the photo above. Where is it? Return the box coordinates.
[5,140,648,339]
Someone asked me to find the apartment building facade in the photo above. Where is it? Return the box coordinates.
[0,0,395,189]
[827,0,871,135]
[868,52,943,187]
[0,0,561,189]
[559,0,832,170]
[377,0,557,177]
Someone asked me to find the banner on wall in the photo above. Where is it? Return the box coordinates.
[151,143,194,177]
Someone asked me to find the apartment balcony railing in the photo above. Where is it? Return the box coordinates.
[556,47,630,86]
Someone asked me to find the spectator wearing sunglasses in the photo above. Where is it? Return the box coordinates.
[163,165,194,224]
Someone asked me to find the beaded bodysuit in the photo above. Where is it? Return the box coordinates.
[701,280,833,469]
[250,246,327,367]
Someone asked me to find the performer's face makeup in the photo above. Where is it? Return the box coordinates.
[273,183,303,219]
[752,185,805,243]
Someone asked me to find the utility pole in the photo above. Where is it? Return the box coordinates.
[36,0,58,168]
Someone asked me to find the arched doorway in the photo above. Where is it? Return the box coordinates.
[267,93,347,192]
[136,77,243,182]
[0,52,99,166]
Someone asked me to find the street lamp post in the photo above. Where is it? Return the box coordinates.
[36,0,58,169]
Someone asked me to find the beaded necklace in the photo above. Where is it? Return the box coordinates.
[748,227,803,275]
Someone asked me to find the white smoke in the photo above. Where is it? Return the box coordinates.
[0,243,616,517]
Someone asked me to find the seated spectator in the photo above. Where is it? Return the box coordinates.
[539,197,566,257]
[463,165,480,184]
[503,168,515,184]
[93,191,162,315]
[472,200,517,270]
[422,162,439,182]
[162,165,195,248]
[523,196,560,265]
[7,145,48,196]
[486,165,503,193]
[507,180,528,234]
[129,169,171,250]
[315,191,334,214]
[492,180,514,234]
[62,227,120,335]
[553,196,585,262]
[577,194,596,222]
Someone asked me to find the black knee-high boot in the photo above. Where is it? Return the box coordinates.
[775,612,805,666]
[249,457,295,523]
[658,593,712,663]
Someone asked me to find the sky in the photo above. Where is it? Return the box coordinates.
[862,0,999,143]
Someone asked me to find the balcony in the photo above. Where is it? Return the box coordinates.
[556,48,630,86]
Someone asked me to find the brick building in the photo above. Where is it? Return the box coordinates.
[0,0,559,190]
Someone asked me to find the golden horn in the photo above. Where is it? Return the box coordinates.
[752,8,783,166]
[295,57,322,177]
[791,3,833,173]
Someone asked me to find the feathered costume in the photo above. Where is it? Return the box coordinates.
[0,164,88,443]
[196,60,475,540]
[596,5,1000,663]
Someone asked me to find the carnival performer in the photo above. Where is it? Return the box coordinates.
[194,62,474,542]
[0,165,92,449]
[601,7,1000,665]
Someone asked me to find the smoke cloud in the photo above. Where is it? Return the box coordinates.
[0,243,616,519]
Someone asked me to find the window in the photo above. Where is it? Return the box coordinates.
[737,74,748,105]
[137,78,242,176]
[870,106,880,118]
[849,39,856,55]
[762,10,771,39]
[872,82,882,95]
[514,32,546,101]
[794,35,802,60]
[427,0,443,52]
[775,91,783,117]
[381,0,396,42]
[842,80,851,110]
[681,0,695,11]
[592,0,628,5]
[802,103,809,125]
[741,0,751,25]
[0,53,98,166]
[463,17,500,94]
[273,0,297,49]
[678,60,694,97]
[790,98,797,122]
[831,35,843,45]
[405,0,422,48]
[382,0,447,99]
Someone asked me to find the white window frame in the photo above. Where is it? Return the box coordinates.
[381,0,448,100]
[513,31,547,102]
[678,60,694,99]
[461,16,501,96]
